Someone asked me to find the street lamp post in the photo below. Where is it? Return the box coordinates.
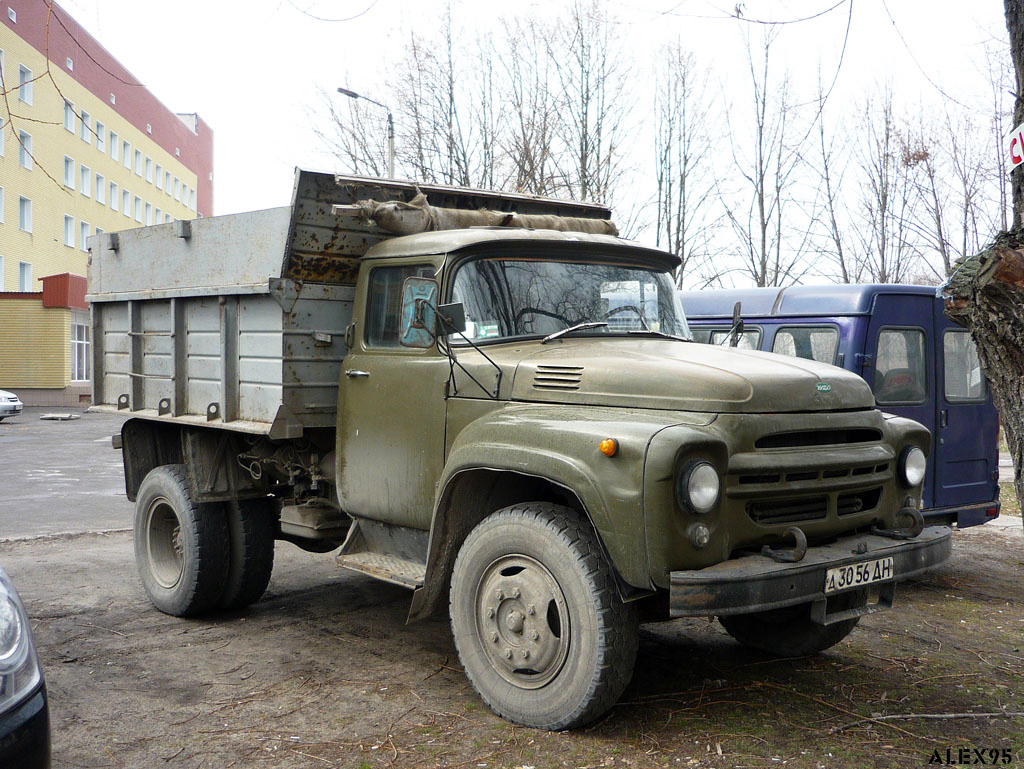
[337,86,394,179]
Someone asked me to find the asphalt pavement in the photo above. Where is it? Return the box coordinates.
[0,407,131,539]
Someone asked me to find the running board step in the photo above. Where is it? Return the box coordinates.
[336,552,426,589]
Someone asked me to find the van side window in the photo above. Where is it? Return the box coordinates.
[708,327,762,349]
[772,326,838,364]
[366,265,435,348]
[874,328,927,405]
[943,330,986,402]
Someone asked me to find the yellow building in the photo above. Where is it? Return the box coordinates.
[0,0,213,405]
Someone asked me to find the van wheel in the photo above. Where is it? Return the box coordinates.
[134,465,228,617]
[718,591,863,657]
[219,498,275,610]
[449,503,638,730]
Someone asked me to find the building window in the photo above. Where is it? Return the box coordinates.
[155,164,163,190]
[154,207,161,222]
[65,56,73,71]
[80,111,91,143]
[18,131,31,169]
[122,189,130,217]
[18,197,31,232]
[18,65,32,104]
[190,189,196,210]
[134,195,142,222]
[164,171,171,192]
[122,140,130,169]
[173,178,180,201]
[145,157,152,183]
[0,186,4,222]
[96,174,105,204]
[110,182,118,212]
[18,262,31,291]
[80,222,89,251]
[96,122,105,152]
[64,101,75,132]
[64,156,75,188]
[145,202,152,225]
[8,7,15,22]
[71,323,90,382]
[181,183,188,206]
[164,213,171,224]
[110,131,119,162]
[64,215,75,247]
[80,165,91,197]
[134,149,142,176]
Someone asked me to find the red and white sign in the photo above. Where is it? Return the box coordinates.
[1009,122,1024,169]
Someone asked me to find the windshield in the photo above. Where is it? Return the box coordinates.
[451,257,691,343]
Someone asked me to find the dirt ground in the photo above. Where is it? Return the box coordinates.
[2,506,1022,769]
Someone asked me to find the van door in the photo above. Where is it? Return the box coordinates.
[864,295,935,509]
[933,305,998,508]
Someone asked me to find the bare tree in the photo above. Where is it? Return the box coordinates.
[548,0,633,205]
[851,87,922,283]
[652,41,720,286]
[721,26,808,287]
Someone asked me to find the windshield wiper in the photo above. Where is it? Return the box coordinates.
[541,321,608,344]
[627,329,690,341]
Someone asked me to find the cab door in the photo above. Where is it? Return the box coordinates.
[336,262,448,530]
[864,294,935,509]
[932,306,998,508]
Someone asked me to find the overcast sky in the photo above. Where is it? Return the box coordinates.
[57,0,1009,218]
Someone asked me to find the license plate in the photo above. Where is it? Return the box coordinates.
[824,557,894,594]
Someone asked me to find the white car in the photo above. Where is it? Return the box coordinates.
[0,389,23,421]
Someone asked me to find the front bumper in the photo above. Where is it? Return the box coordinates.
[0,402,22,417]
[670,525,951,620]
[0,682,51,769]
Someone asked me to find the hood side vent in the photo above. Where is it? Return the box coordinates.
[533,365,584,391]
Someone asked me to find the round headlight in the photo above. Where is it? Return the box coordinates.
[678,460,720,514]
[0,594,23,666]
[899,446,927,487]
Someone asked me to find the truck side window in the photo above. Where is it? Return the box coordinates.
[943,329,986,402]
[771,326,838,364]
[874,328,927,405]
[708,327,762,349]
[365,265,435,348]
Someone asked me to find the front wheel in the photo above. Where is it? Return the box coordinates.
[450,503,638,730]
[134,465,229,617]
[718,591,863,657]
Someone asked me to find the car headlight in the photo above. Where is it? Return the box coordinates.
[677,460,721,514]
[0,566,42,709]
[898,446,927,488]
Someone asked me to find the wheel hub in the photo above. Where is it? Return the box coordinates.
[147,499,184,589]
[475,555,569,689]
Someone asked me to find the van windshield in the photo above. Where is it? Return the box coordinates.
[450,257,691,343]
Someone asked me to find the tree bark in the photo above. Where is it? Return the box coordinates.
[942,231,1024,511]
[1006,0,1024,227]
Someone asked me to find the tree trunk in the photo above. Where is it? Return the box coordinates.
[1006,0,1024,227]
[942,231,1024,512]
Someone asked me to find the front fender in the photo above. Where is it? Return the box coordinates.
[437,402,709,589]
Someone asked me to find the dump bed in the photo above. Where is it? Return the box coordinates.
[87,169,612,438]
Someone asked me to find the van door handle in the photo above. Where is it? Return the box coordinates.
[939,409,948,428]
[346,370,370,379]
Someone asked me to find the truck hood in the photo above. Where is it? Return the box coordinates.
[492,338,875,413]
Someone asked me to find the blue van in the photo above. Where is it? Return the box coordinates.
[679,284,1000,528]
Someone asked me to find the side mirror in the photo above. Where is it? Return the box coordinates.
[400,277,439,348]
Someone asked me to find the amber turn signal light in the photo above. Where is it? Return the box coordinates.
[599,438,619,457]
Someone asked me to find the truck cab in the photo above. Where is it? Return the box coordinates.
[89,172,952,731]
[680,284,1000,529]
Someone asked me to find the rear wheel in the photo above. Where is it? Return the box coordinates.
[219,498,276,610]
[718,591,863,657]
[134,465,229,617]
[450,503,638,730]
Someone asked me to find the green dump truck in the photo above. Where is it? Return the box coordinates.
[88,171,950,730]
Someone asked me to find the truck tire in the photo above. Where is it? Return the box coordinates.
[218,498,275,610]
[449,503,638,730]
[718,591,863,657]
[134,465,229,617]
